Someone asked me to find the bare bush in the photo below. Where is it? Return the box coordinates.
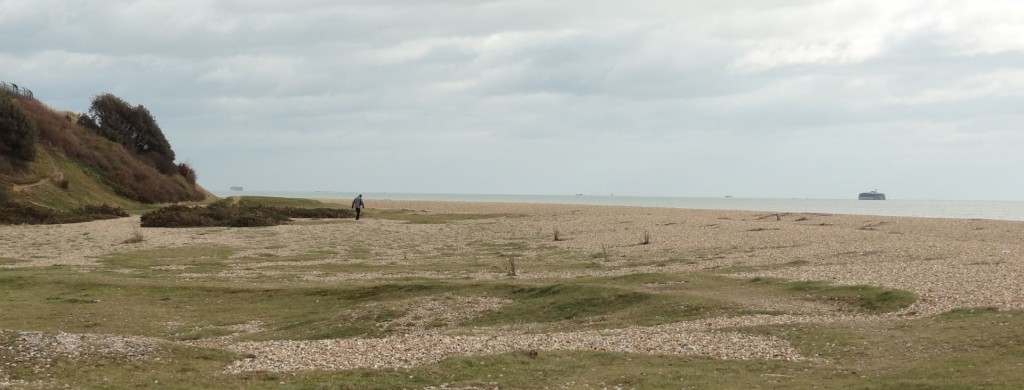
[123,226,144,244]
[501,254,518,276]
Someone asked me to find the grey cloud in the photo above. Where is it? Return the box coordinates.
[3,0,1023,199]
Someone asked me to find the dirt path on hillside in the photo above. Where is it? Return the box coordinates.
[10,153,64,194]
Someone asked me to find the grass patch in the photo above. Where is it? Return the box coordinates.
[938,306,1002,320]
[236,249,338,264]
[750,278,917,314]
[471,284,650,325]
[0,201,128,225]
[370,209,514,224]
[0,221,1015,390]
[0,257,23,265]
[100,245,236,274]
[741,309,1024,388]
[470,240,530,253]
[345,245,372,260]
[230,196,347,209]
[141,197,353,228]
[0,270,455,340]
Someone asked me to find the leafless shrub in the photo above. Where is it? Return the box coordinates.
[501,254,518,276]
[123,226,144,244]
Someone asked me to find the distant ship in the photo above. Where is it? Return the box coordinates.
[858,190,885,200]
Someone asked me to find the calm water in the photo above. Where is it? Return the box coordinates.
[213,191,1024,222]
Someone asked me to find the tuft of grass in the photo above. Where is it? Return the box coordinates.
[641,230,651,245]
[501,254,518,276]
[589,245,611,261]
[122,226,144,244]
[553,227,562,241]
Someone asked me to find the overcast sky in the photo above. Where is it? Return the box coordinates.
[3,0,1023,200]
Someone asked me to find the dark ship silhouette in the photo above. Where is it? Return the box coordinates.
[858,190,886,200]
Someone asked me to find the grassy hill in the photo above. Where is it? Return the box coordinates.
[1,91,212,216]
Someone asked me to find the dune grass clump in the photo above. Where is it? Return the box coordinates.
[501,254,519,276]
[123,226,145,244]
[0,200,127,225]
[140,197,354,228]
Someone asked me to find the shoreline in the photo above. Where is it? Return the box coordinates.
[305,192,1024,221]
[326,197,1022,223]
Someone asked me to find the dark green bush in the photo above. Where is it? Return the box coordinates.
[79,204,129,218]
[87,94,174,162]
[0,93,38,166]
[278,207,354,219]
[140,205,216,228]
[177,162,197,183]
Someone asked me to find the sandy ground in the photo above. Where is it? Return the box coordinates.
[2,200,1023,374]
[366,200,1024,314]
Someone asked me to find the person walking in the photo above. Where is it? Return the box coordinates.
[351,194,365,220]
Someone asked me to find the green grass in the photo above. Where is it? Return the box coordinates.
[7,315,1024,390]
[0,257,23,265]
[471,284,650,326]
[100,245,236,274]
[739,308,1024,389]
[368,209,517,224]
[2,263,1023,388]
[236,249,339,264]
[345,245,372,260]
[748,278,918,314]
[937,306,1002,320]
[4,209,1023,388]
[232,196,346,209]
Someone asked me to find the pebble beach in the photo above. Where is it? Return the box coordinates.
[2,199,1023,380]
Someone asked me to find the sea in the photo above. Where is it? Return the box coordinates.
[211,191,1024,222]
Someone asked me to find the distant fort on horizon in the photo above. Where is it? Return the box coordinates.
[858,190,886,200]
